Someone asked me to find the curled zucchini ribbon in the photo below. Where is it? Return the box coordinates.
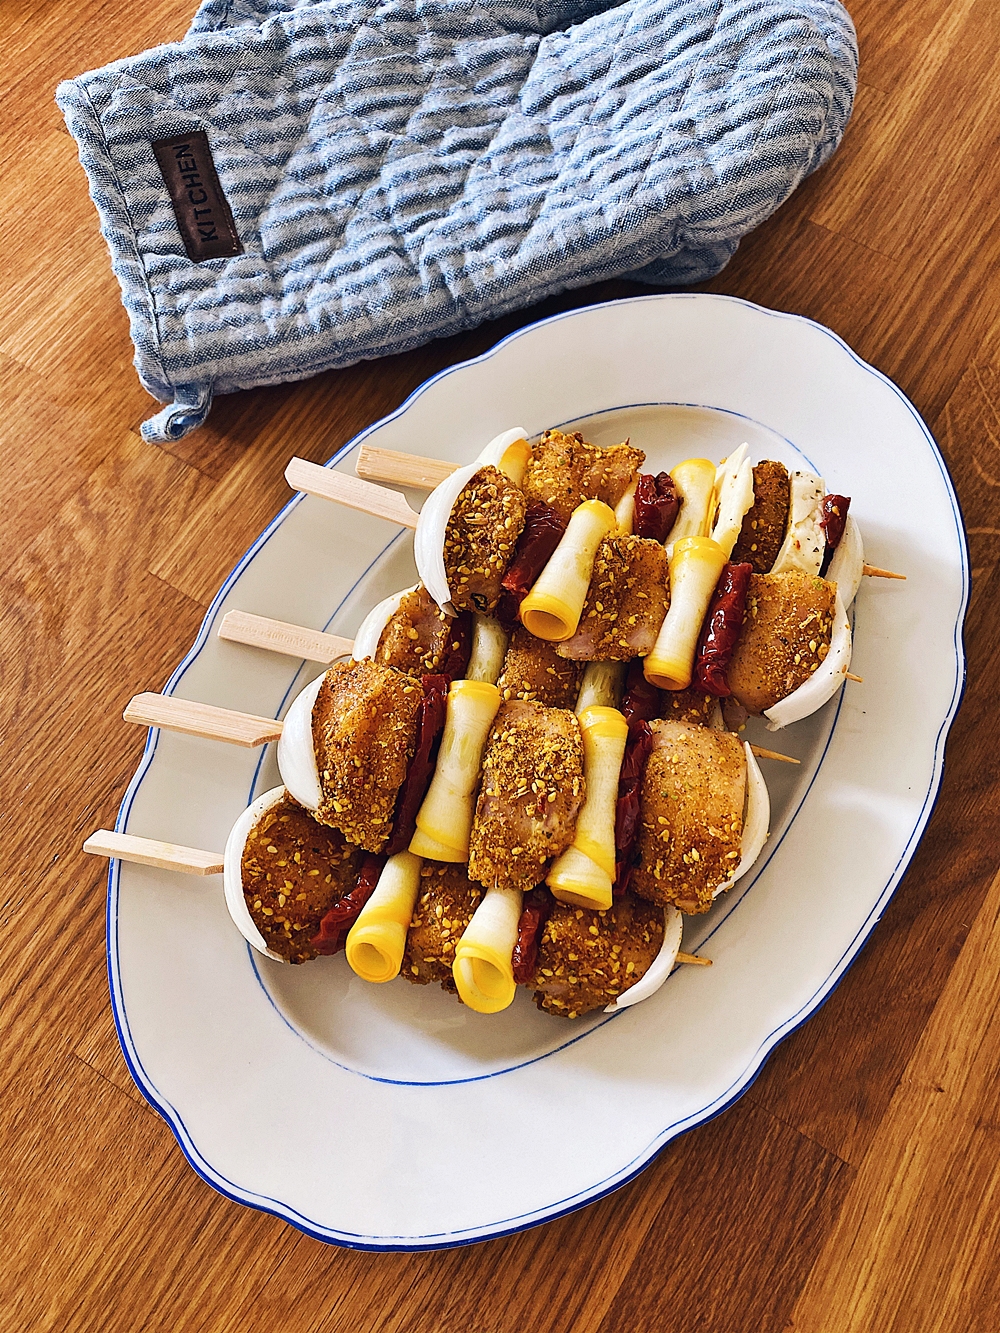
[345,851,424,983]
[547,705,629,911]
[453,885,523,1014]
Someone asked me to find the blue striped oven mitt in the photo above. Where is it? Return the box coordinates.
[57,0,857,441]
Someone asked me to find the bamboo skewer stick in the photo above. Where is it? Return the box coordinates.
[749,744,800,765]
[219,611,353,664]
[676,951,712,967]
[356,446,458,490]
[124,693,283,747]
[83,830,224,875]
[285,456,419,529]
[845,672,864,683]
[862,564,906,580]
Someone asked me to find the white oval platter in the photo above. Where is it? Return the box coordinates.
[109,293,968,1249]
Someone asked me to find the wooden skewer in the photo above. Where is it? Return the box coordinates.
[845,672,864,683]
[356,446,458,490]
[863,564,906,580]
[219,611,353,665]
[84,830,224,876]
[676,951,712,967]
[749,744,800,765]
[286,457,419,529]
[124,693,283,747]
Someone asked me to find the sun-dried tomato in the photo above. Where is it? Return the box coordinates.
[511,886,554,984]
[613,719,654,895]
[384,673,449,856]
[439,611,472,680]
[310,853,384,955]
[693,562,752,698]
[620,659,662,727]
[633,472,680,543]
[819,494,851,574]
[495,502,567,631]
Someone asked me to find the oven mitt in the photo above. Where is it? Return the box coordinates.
[56,0,857,442]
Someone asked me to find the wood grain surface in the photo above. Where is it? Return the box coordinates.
[3,2,999,1329]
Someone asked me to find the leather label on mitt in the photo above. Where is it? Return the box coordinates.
[152,132,243,263]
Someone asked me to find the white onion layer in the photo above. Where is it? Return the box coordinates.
[276,674,324,811]
[223,786,288,961]
[713,742,770,897]
[352,585,417,661]
[764,590,852,731]
[826,515,864,608]
[475,426,530,481]
[605,906,683,1011]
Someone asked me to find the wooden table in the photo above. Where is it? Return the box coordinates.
[4,2,999,1328]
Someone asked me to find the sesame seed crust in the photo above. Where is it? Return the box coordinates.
[402,862,484,993]
[531,894,664,1017]
[443,465,527,613]
[375,584,458,676]
[468,699,585,894]
[522,430,645,523]
[731,460,792,573]
[726,572,836,714]
[310,659,422,852]
[241,794,361,963]
[556,533,669,661]
[630,719,746,914]
[496,625,583,707]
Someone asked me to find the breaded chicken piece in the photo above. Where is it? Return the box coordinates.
[443,464,527,613]
[469,700,585,894]
[659,685,719,726]
[497,625,583,707]
[402,862,484,993]
[731,460,791,573]
[311,660,422,851]
[726,572,836,714]
[530,895,665,1017]
[557,534,669,661]
[522,430,645,523]
[241,794,362,963]
[375,584,463,676]
[631,719,746,914]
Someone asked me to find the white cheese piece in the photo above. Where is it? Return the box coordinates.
[772,471,826,576]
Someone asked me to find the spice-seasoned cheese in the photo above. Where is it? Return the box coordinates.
[345,851,423,983]
[519,498,618,641]
[726,572,836,714]
[643,536,728,691]
[311,660,422,851]
[630,720,746,913]
[547,706,628,911]
[410,679,502,861]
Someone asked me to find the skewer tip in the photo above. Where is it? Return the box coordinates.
[675,951,712,967]
[862,564,906,580]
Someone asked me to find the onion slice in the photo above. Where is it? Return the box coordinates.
[352,585,417,661]
[223,786,288,961]
[713,742,770,897]
[764,590,852,731]
[604,907,682,1012]
[826,514,864,608]
[276,674,324,811]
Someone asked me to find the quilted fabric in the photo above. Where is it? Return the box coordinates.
[56,0,857,441]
